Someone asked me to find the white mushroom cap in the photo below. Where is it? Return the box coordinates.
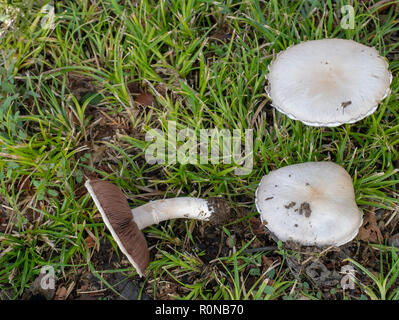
[267,39,392,127]
[255,162,362,246]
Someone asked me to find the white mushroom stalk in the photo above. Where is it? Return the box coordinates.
[85,180,229,230]
[131,198,215,230]
[85,179,231,276]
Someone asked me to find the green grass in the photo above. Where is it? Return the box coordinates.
[345,247,399,300]
[0,0,399,300]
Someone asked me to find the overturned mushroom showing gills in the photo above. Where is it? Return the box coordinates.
[85,179,231,277]
[266,39,392,127]
[255,162,362,247]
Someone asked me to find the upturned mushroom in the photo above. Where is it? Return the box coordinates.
[85,179,231,277]
[255,162,362,247]
[266,38,392,127]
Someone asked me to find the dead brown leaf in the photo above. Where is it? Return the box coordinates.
[135,92,157,107]
[250,216,266,235]
[261,255,275,268]
[357,210,383,243]
[17,175,31,192]
[84,235,96,249]
[54,286,67,300]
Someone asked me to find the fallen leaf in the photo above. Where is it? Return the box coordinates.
[17,175,31,192]
[261,255,275,268]
[357,210,383,243]
[84,235,96,249]
[84,228,99,251]
[250,217,266,235]
[135,92,157,107]
[54,286,67,300]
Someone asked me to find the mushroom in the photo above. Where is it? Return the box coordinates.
[255,162,362,247]
[266,38,392,127]
[85,179,231,277]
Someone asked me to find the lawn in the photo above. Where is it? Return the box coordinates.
[0,0,399,300]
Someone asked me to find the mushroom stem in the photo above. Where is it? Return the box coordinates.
[85,179,231,231]
[132,198,214,230]
[85,179,232,276]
